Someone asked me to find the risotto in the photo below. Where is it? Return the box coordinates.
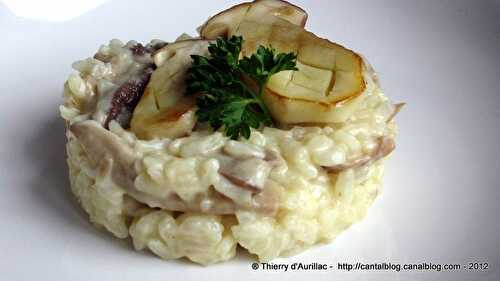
[60,0,401,265]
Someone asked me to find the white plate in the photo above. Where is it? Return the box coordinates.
[0,0,499,280]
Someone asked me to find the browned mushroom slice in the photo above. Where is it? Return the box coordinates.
[246,25,366,123]
[199,0,307,39]
[323,136,395,173]
[131,40,211,140]
[71,120,279,215]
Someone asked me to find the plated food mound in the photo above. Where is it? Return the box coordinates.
[60,0,402,265]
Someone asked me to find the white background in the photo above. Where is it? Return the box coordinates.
[0,0,499,280]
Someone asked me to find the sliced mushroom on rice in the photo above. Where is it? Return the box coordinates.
[219,158,272,193]
[102,65,156,129]
[323,136,395,173]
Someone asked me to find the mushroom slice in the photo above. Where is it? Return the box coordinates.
[70,120,136,177]
[260,26,366,123]
[70,120,140,208]
[244,25,366,124]
[102,64,155,129]
[130,40,211,140]
[323,136,395,173]
[219,158,272,193]
[199,0,307,39]
[94,42,168,129]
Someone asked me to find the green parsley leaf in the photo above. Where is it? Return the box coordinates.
[186,35,297,139]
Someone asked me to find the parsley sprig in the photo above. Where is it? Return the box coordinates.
[186,36,297,139]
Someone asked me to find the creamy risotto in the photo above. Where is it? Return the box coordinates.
[60,0,400,265]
